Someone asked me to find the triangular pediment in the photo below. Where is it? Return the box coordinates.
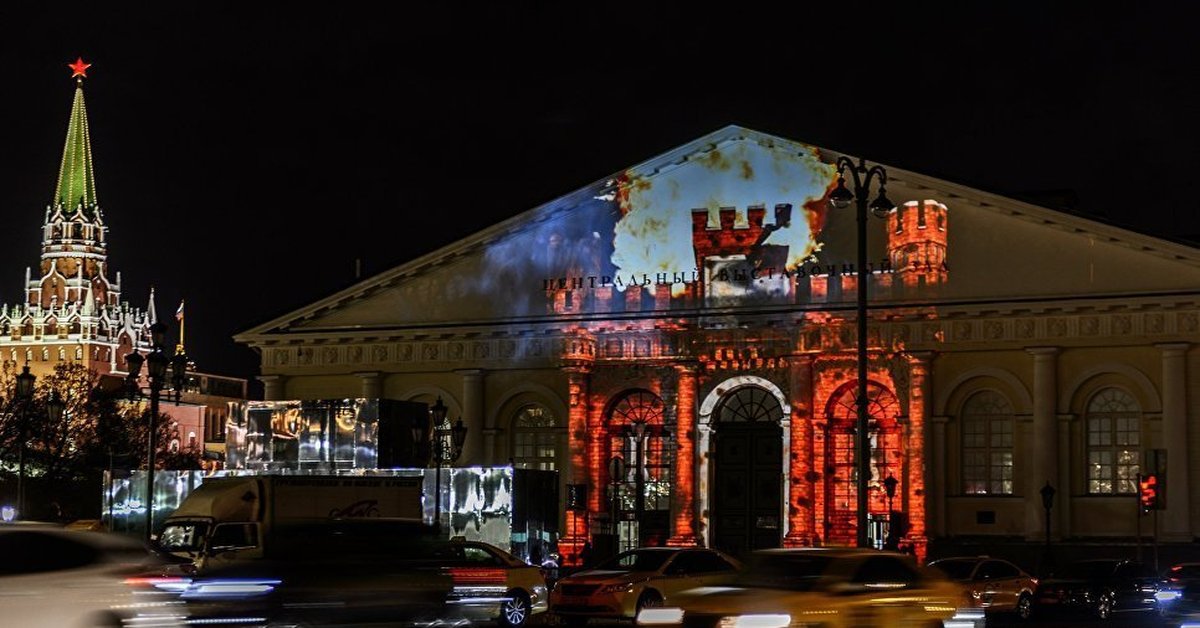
[237,126,1200,341]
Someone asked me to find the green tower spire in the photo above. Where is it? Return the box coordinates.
[54,60,98,213]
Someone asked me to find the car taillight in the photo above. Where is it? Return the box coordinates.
[124,575,191,594]
[445,567,507,586]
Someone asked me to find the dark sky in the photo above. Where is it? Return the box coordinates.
[1,4,1197,395]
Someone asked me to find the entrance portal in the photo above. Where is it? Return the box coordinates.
[710,386,784,557]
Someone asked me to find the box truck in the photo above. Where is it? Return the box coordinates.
[156,474,423,571]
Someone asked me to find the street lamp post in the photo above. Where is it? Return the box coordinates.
[415,396,467,536]
[1040,481,1056,573]
[883,473,899,550]
[13,364,35,520]
[829,157,893,548]
[125,322,188,543]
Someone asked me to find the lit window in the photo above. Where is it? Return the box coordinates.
[1087,388,1140,494]
[961,391,1014,495]
[512,405,560,471]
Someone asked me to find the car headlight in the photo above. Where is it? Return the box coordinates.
[638,607,684,625]
[1156,590,1183,602]
[600,582,636,593]
[717,614,791,628]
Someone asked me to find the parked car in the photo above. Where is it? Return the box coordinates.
[550,547,741,624]
[928,555,1037,619]
[1033,558,1160,620]
[635,547,978,628]
[1154,562,1200,624]
[0,523,182,627]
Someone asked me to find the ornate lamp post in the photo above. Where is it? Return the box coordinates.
[883,473,899,550]
[829,157,893,548]
[125,321,188,542]
[416,396,466,535]
[1040,481,1056,573]
[13,364,36,519]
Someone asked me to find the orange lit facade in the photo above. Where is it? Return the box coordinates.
[239,127,1200,565]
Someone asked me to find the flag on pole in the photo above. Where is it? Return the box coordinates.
[175,300,185,321]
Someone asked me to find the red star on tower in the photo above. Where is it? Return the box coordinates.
[68,57,91,79]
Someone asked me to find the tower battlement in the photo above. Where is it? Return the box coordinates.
[691,204,792,270]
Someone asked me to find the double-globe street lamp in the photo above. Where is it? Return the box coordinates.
[124,321,188,542]
[12,365,64,521]
[829,157,893,549]
[413,396,467,535]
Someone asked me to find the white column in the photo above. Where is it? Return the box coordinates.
[1159,343,1191,541]
[457,369,485,465]
[259,374,287,401]
[355,371,382,399]
[1026,347,1059,540]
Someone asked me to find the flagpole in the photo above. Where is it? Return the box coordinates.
[176,300,186,354]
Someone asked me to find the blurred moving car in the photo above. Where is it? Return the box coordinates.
[146,520,547,627]
[928,555,1037,620]
[1153,562,1200,624]
[0,523,182,627]
[445,537,549,627]
[550,547,741,624]
[144,520,457,627]
[1033,558,1160,620]
[635,548,978,628]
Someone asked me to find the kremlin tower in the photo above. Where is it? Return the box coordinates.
[0,59,157,379]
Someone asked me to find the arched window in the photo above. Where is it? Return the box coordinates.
[1087,388,1141,494]
[961,390,1014,494]
[512,404,560,471]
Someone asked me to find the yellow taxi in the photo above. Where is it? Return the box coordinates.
[636,548,981,628]
[551,547,742,624]
[445,538,549,627]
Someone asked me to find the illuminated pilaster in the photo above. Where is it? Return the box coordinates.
[904,352,931,561]
[561,365,591,566]
[667,363,699,546]
[784,354,815,546]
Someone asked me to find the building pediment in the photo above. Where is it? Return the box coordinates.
[237,126,1200,343]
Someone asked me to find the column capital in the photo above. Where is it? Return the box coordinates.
[905,350,935,364]
[1057,413,1075,423]
[1156,342,1190,355]
[674,361,701,375]
[1026,346,1060,357]
[454,368,485,378]
[352,370,381,379]
[931,415,951,425]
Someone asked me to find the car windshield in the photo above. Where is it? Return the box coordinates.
[1060,561,1119,580]
[734,554,833,591]
[929,559,978,581]
[158,521,209,552]
[594,550,675,573]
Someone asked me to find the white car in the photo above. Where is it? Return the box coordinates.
[0,523,183,627]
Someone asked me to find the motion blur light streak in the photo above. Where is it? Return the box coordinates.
[717,614,792,628]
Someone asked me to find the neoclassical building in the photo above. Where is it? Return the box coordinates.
[236,126,1200,564]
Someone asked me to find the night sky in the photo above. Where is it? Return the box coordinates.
[1,4,1197,396]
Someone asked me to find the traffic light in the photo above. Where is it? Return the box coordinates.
[1138,473,1159,513]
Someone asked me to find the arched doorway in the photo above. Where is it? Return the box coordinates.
[711,385,784,557]
[607,389,673,551]
[821,380,901,547]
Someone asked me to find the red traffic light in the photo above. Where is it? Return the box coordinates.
[1138,473,1159,513]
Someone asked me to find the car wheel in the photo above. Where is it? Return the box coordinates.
[637,590,663,614]
[1096,593,1113,620]
[500,591,531,628]
[1016,593,1033,620]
